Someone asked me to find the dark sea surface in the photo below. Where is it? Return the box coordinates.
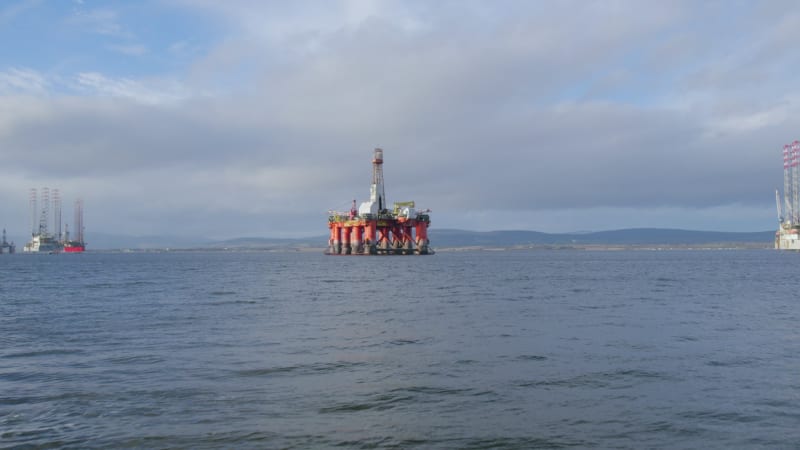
[1,249,799,449]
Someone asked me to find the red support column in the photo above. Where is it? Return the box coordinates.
[353,225,364,254]
[343,226,352,254]
[333,225,342,254]
[415,222,428,254]
[366,221,377,254]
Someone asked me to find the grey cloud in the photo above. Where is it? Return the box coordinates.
[1,1,797,236]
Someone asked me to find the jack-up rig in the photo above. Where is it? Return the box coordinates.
[327,148,432,255]
[775,141,800,250]
[0,229,14,254]
[23,188,86,253]
[63,199,86,252]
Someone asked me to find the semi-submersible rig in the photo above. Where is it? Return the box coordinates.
[327,148,432,255]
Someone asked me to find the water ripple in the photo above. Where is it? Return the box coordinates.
[1,250,798,448]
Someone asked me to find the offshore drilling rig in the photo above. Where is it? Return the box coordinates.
[327,148,432,255]
[775,140,800,249]
[0,229,15,254]
[23,188,86,253]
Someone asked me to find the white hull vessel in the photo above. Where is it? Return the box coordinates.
[776,227,800,250]
[23,234,62,253]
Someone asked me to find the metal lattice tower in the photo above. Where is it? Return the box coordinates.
[74,198,84,243]
[53,189,62,240]
[784,145,792,224]
[371,148,386,212]
[793,141,800,225]
[784,145,791,224]
[39,187,50,236]
[788,145,793,224]
[29,188,38,235]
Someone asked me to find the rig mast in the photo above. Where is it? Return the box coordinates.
[39,187,50,236]
[784,145,792,224]
[357,148,388,216]
[29,188,37,236]
[372,148,386,212]
[793,140,799,224]
[74,198,84,244]
[53,189,62,241]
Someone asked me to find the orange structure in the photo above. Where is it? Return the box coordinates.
[327,149,432,255]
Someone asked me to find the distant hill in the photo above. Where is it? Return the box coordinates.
[15,228,771,251]
[429,228,774,248]
[83,232,216,250]
[205,236,324,249]
[79,233,326,250]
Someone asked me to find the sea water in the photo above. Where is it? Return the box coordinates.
[1,250,799,448]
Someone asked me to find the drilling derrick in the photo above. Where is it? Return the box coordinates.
[29,188,38,236]
[784,145,792,224]
[39,187,50,236]
[53,189,62,241]
[75,199,84,244]
[372,149,386,212]
[793,141,800,224]
[327,148,432,255]
[63,198,86,252]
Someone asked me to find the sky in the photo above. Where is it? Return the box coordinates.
[1,0,798,240]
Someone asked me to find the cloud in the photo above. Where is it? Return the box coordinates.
[1,1,798,237]
[68,8,131,38]
[70,72,190,104]
[174,0,426,41]
[0,68,50,95]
